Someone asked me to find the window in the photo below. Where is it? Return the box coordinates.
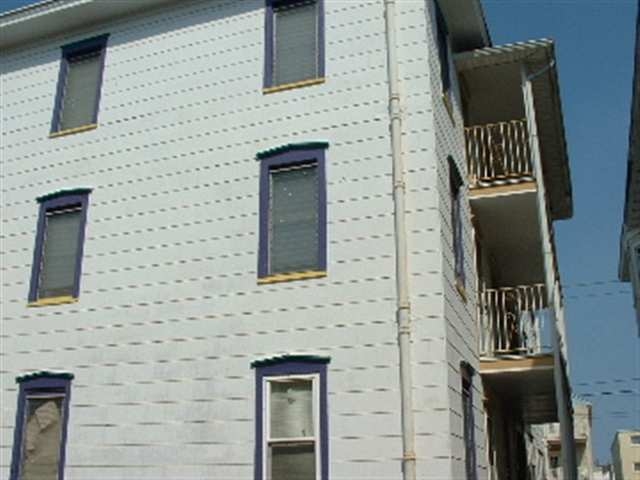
[461,363,477,480]
[28,189,91,305]
[449,157,465,290]
[252,355,329,480]
[51,34,109,135]
[435,1,451,95]
[10,372,73,480]
[631,434,640,445]
[264,0,325,91]
[257,143,328,283]
[634,462,640,472]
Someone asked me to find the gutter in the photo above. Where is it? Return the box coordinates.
[383,2,416,480]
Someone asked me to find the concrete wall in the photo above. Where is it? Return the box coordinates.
[612,431,640,480]
[1,0,483,478]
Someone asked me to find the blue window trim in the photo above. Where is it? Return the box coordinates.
[264,0,325,89]
[252,355,330,480]
[435,1,451,94]
[461,361,477,480]
[50,34,109,134]
[256,143,328,279]
[10,372,73,480]
[448,157,465,287]
[28,188,92,302]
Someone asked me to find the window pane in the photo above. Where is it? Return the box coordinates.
[20,397,63,480]
[269,443,315,480]
[38,209,82,299]
[274,1,318,85]
[270,379,313,439]
[270,165,319,274]
[60,51,101,130]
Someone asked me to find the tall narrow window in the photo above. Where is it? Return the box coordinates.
[257,143,328,283]
[51,34,108,135]
[28,189,91,305]
[449,157,465,289]
[435,1,451,95]
[252,355,329,480]
[10,372,73,480]
[264,0,325,90]
[461,363,477,480]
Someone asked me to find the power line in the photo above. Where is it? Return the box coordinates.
[564,280,623,289]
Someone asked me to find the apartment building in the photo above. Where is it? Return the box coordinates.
[547,403,595,480]
[620,0,640,335]
[0,1,576,479]
[612,431,640,480]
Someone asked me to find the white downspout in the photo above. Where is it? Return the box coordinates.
[521,63,577,480]
[383,2,416,480]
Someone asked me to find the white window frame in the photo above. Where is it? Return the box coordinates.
[263,374,321,480]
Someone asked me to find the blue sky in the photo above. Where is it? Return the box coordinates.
[1,0,638,465]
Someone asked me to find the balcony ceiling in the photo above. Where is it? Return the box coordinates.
[455,39,573,221]
[481,354,558,424]
[472,188,545,287]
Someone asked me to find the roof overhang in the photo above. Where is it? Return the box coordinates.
[456,39,573,220]
[1,0,492,53]
[439,0,491,52]
[0,0,178,51]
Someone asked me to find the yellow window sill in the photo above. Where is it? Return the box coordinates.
[258,270,327,285]
[28,296,78,308]
[263,77,326,95]
[455,279,467,303]
[49,124,97,138]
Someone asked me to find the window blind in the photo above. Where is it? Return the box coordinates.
[273,1,318,85]
[269,164,319,274]
[269,444,316,480]
[38,209,82,299]
[59,51,101,131]
[20,397,63,480]
[270,379,314,439]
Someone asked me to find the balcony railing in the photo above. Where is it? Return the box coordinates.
[465,119,533,187]
[479,284,547,356]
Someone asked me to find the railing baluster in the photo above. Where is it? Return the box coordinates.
[464,119,532,186]
[478,283,547,357]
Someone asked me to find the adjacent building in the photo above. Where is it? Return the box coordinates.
[0,1,577,479]
[619,0,640,335]
[612,431,640,480]
[547,403,595,480]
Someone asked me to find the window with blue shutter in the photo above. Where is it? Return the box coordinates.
[449,157,465,288]
[264,0,325,90]
[51,34,108,135]
[28,189,91,305]
[257,143,328,283]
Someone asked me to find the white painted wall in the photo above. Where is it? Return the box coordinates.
[0,0,483,478]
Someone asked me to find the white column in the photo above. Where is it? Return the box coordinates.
[521,63,577,480]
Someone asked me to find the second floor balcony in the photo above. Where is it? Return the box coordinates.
[479,283,547,357]
[466,119,533,188]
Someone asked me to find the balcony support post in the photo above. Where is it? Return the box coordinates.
[521,63,577,480]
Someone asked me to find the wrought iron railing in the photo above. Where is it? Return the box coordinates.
[465,119,533,187]
[479,284,547,356]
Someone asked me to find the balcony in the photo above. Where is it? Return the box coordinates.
[466,119,534,189]
[479,284,547,357]
[478,284,558,424]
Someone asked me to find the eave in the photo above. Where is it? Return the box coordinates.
[0,0,178,51]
